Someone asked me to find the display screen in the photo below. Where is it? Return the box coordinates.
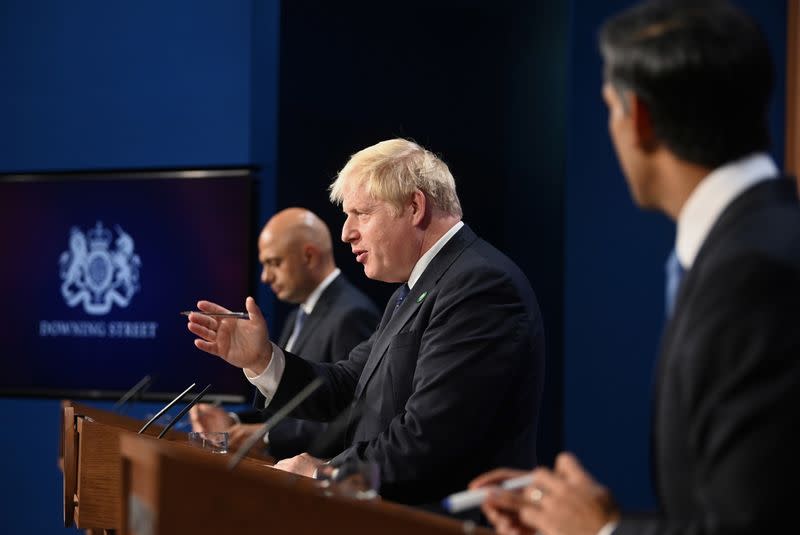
[0,168,255,401]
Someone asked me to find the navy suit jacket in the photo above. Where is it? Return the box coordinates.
[617,178,800,534]
[269,224,545,505]
[239,273,379,459]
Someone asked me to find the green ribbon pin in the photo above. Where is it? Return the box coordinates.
[416,291,428,303]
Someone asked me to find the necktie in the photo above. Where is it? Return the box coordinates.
[665,248,686,319]
[285,309,307,353]
[392,284,410,317]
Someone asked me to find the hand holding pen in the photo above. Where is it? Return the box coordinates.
[467,455,619,535]
[444,470,534,513]
[181,311,250,319]
[184,297,274,375]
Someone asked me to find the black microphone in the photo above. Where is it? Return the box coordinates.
[156,384,211,439]
[138,382,196,434]
[113,374,153,413]
[307,400,364,458]
[228,377,324,470]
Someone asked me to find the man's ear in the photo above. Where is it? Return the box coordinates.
[631,93,658,151]
[409,189,427,226]
[302,244,317,267]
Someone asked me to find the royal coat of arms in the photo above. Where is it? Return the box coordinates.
[59,222,141,315]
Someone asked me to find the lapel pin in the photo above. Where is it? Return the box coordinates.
[416,291,428,303]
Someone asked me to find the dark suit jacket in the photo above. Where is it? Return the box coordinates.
[238,273,379,459]
[617,178,800,534]
[269,224,545,505]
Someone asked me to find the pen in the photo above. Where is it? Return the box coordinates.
[441,473,535,513]
[180,311,250,320]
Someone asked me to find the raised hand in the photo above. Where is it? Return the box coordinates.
[186,296,273,375]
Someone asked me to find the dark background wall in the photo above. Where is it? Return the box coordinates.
[273,0,569,473]
[0,0,787,532]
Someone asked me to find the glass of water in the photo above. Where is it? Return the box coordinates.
[188,431,229,454]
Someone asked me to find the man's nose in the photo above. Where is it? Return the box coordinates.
[341,217,357,243]
[261,266,273,284]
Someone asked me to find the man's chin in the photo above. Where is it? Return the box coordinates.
[362,264,382,281]
[362,266,375,279]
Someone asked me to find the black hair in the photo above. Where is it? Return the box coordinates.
[599,0,773,168]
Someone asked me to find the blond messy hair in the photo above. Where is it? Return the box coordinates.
[329,138,463,217]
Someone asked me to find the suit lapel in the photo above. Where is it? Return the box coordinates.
[665,177,792,342]
[353,225,478,400]
[290,275,342,354]
[278,308,297,348]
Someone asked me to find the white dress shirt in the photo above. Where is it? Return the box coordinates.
[675,153,778,269]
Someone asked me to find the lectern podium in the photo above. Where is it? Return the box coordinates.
[59,400,270,533]
[60,400,491,535]
[118,433,491,535]
[60,400,192,532]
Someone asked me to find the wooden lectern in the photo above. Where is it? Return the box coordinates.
[61,400,491,534]
[60,400,189,532]
[118,433,492,535]
[59,400,271,534]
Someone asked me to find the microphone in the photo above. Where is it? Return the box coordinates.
[112,374,152,412]
[138,382,196,434]
[307,400,364,458]
[156,384,211,439]
[228,377,324,470]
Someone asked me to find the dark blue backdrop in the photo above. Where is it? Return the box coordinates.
[0,1,279,532]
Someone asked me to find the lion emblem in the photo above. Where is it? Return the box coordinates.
[59,222,141,315]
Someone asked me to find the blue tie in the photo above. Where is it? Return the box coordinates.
[665,248,686,318]
[286,309,307,352]
[392,284,410,316]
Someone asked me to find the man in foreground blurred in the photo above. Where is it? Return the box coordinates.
[473,1,800,534]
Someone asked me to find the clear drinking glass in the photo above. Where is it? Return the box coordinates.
[188,431,229,454]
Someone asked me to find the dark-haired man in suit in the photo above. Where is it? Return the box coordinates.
[190,207,379,459]
[472,1,800,534]
[187,138,545,507]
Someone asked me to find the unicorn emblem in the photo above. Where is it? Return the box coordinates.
[59,222,141,315]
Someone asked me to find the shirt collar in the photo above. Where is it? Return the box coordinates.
[676,153,778,269]
[407,221,464,289]
[300,268,341,315]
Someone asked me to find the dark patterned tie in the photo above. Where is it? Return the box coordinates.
[392,284,410,317]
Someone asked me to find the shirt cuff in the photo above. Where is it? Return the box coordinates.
[243,341,286,407]
[597,521,618,535]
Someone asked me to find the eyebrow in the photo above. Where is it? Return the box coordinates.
[345,201,378,214]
